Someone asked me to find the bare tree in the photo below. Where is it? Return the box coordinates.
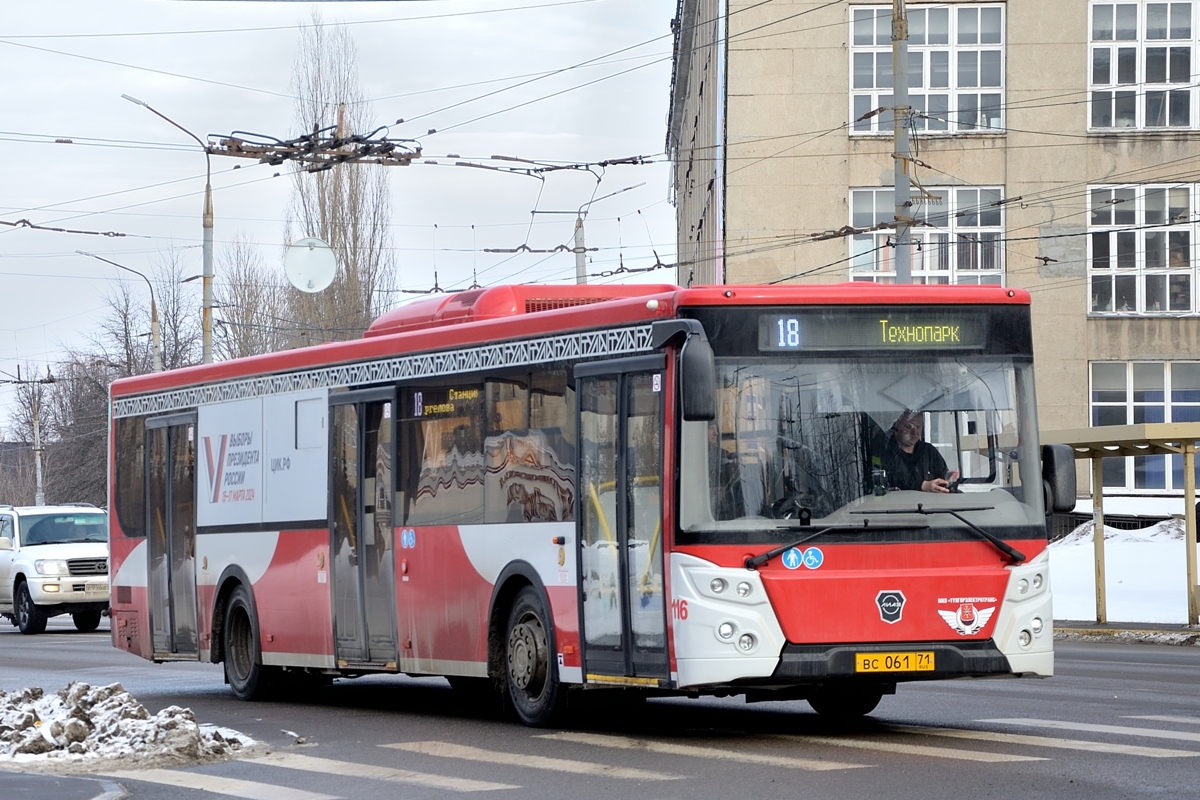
[43,356,111,507]
[1,369,50,505]
[3,251,203,505]
[215,234,287,359]
[153,249,203,370]
[283,11,396,347]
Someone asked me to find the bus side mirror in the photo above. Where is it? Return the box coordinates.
[652,319,717,422]
[1042,443,1076,514]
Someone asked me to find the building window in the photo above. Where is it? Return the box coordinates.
[850,4,1005,135]
[849,186,1004,284]
[1088,184,1194,314]
[1090,2,1195,129]
[1091,361,1200,490]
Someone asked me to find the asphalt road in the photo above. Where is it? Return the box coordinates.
[2,618,1199,800]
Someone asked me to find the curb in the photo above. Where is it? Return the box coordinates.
[1054,627,1200,646]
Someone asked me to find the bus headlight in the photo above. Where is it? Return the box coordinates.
[35,559,69,576]
[1030,617,1043,635]
[1032,573,1044,590]
[736,581,753,598]
[1017,578,1029,594]
[738,633,757,652]
[1018,629,1032,647]
[710,578,727,594]
[717,622,736,640]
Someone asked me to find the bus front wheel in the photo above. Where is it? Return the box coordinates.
[807,685,885,719]
[223,584,272,701]
[504,586,566,727]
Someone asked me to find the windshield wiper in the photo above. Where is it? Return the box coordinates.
[744,520,928,570]
[859,503,1025,564]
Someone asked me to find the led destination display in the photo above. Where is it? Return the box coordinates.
[758,310,988,352]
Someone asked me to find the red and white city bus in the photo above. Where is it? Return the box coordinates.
[107,283,1075,726]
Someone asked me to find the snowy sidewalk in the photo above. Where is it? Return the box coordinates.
[1050,517,1200,643]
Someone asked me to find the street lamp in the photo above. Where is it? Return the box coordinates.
[122,94,214,364]
[77,251,162,372]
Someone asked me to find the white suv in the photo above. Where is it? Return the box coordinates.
[0,505,109,634]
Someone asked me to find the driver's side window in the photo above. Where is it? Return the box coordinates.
[0,516,13,542]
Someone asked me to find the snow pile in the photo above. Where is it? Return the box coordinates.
[0,682,252,764]
[1050,518,1200,625]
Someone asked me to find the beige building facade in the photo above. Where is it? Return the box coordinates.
[668,0,1200,507]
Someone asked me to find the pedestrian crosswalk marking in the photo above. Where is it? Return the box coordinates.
[978,718,1200,745]
[539,731,868,771]
[243,751,516,792]
[891,724,1200,758]
[1125,715,1200,726]
[764,733,1045,763]
[382,740,682,780]
[98,768,339,800]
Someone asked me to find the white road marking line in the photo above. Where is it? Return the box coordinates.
[538,731,868,771]
[978,718,1200,745]
[763,733,1044,763]
[98,768,339,800]
[243,752,517,792]
[1125,715,1200,726]
[382,740,682,780]
[891,725,1200,758]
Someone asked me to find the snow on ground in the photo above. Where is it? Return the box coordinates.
[0,682,252,769]
[1050,516,1200,625]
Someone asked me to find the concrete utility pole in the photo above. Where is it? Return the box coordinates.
[892,0,913,284]
[573,216,587,284]
[5,366,54,506]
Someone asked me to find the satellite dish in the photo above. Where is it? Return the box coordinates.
[285,238,336,293]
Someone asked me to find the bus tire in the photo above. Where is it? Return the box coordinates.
[223,584,273,701]
[504,586,566,727]
[15,581,48,635]
[72,611,102,632]
[806,685,884,718]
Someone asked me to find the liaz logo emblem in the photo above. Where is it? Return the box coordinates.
[875,590,906,624]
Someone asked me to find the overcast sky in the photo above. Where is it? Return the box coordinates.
[0,0,677,421]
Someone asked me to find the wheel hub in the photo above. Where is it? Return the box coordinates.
[507,619,546,693]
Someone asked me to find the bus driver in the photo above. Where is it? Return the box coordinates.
[881,410,959,494]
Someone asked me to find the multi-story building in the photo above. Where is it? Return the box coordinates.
[667,0,1200,512]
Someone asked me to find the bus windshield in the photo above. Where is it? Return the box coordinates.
[678,355,1045,543]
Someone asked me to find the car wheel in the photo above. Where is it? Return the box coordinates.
[504,586,566,727]
[15,582,48,635]
[223,584,274,700]
[72,611,102,632]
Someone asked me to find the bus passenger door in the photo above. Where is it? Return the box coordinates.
[576,356,668,684]
[146,415,198,659]
[329,390,399,668]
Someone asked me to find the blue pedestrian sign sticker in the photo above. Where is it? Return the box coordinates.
[782,548,803,570]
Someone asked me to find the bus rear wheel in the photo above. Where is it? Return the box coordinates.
[504,587,565,727]
[807,685,885,719]
[223,584,273,701]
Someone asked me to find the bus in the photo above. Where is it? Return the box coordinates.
[107,283,1075,726]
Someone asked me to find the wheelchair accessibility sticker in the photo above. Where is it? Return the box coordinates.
[782,547,824,570]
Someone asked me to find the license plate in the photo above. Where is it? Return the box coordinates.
[855,651,935,673]
[85,583,107,593]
